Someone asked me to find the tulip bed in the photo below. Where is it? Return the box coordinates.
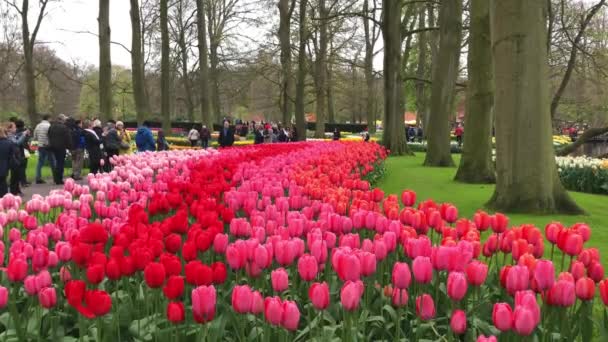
[1,141,607,341]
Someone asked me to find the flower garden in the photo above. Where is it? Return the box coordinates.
[1,141,606,341]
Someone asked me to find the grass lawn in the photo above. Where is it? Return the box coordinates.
[378,153,608,265]
[24,155,88,182]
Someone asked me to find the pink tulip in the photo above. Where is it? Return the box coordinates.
[24,276,38,295]
[447,272,468,301]
[392,262,412,289]
[450,310,467,335]
[213,234,229,254]
[506,265,530,294]
[477,335,498,342]
[340,280,364,311]
[570,261,586,280]
[337,253,361,281]
[412,256,433,284]
[271,268,289,292]
[534,260,555,291]
[359,252,377,277]
[192,285,216,321]
[38,287,57,308]
[264,297,284,326]
[281,300,300,331]
[415,294,435,320]
[0,286,7,309]
[588,261,605,283]
[513,307,536,336]
[309,282,330,310]
[254,244,271,269]
[465,261,488,286]
[231,285,253,314]
[297,254,318,281]
[391,288,408,307]
[492,303,512,331]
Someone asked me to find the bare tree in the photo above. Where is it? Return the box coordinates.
[98,0,112,122]
[130,0,150,123]
[295,0,308,140]
[160,0,171,131]
[278,0,297,124]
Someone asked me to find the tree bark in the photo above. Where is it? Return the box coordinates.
[423,0,462,167]
[160,0,171,132]
[556,127,608,156]
[327,55,335,124]
[294,0,308,140]
[279,0,295,125]
[206,2,222,123]
[488,0,583,214]
[98,0,112,122]
[454,0,495,183]
[130,0,150,124]
[414,5,427,131]
[424,2,438,132]
[196,0,212,128]
[381,0,412,156]
[177,3,195,122]
[313,0,328,138]
[363,0,376,133]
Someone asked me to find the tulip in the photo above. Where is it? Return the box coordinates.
[477,335,498,342]
[513,307,536,336]
[401,190,416,207]
[545,222,562,244]
[7,258,28,282]
[392,262,412,289]
[163,276,185,300]
[211,262,227,284]
[85,290,112,317]
[492,303,512,332]
[251,291,264,314]
[570,261,586,280]
[86,264,105,285]
[450,310,467,335]
[533,260,555,291]
[337,253,361,281]
[506,265,530,294]
[447,272,467,301]
[575,277,595,301]
[24,276,38,295]
[341,281,364,311]
[391,288,408,307]
[298,255,318,281]
[465,261,488,287]
[264,297,283,326]
[415,294,435,321]
[282,300,300,331]
[213,233,229,254]
[491,213,508,234]
[271,268,289,292]
[166,302,185,323]
[599,279,608,306]
[309,282,330,310]
[412,256,433,284]
[231,285,253,314]
[359,252,377,277]
[547,280,576,307]
[144,262,166,288]
[192,285,216,322]
[588,261,605,283]
[561,232,583,256]
[38,287,57,309]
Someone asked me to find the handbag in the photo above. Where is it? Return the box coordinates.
[120,141,130,150]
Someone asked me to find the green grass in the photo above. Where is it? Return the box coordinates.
[377,153,608,265]
[25,155,87,182]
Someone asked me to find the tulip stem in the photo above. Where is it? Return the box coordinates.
[395,307,401,342]
[550,244,555,262]
[97,317,103,342]
[8,287,25,342]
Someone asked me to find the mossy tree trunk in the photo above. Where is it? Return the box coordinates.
[160,0,171,133]
[98,0,112,122]
[381,0,412,156]
[294,0,308,140]
[488,0,583,214]
[196,0,212,128]
[454,0,495,183]
[278,0,295,125]
[424,0,462,167]
[363,0,377,133]
[313,0,328,138]
[130,0,150,124]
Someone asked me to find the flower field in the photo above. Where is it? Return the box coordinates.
[0,141,606,341]
[557,156,608,195]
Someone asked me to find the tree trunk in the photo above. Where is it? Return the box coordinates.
[557,127,608,156]
[314,0,328,138]
[294,0,308,140]
[423,0,462,167]
[20,0,37,124]
[209,42,221,122]
[415,6,427,131]
[130,0,149,124]
[196,0,212,128]
[424,2,438,132]
[454,0,495,183]
[160,0,171,132]
[381,0,411,156]
[98,0,112,122]
[178,29,194,122]
[488,0,583,214]
[363,0,376,133]
[327,57,335,124]
[279,0,295,125]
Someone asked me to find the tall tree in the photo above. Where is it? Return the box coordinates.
[294,0,308,140]
[98,0,112,122]
[196,0,212,127]
[454,0,495,183]
[313,0,328,138]
[10,0,50,124]
[488,0,582,214]
[278,0,296,125]
[160,0,171,132]
[130,0,150,124]
[423,0,462,167]
[173,0,196,122]
[363,0,379,133]
[381,0,411,155]
[414,5,426,128]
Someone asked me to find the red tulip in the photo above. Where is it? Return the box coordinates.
[391,288,408,307]
[599,279,608,305]
[106,258,122,281]
[450,310,467,335]
[415,294,435,321]
[588,261,605,283]
[192,285,216,322]
[547,280,576,307]
[465,261,488,286]
[572,223,591,242]
[38,287,57,308]
[491,213,508,234]
[271,268,289,292]
[570,261,586,281]
[473,211,491,231]
[211,262,227,284]
[298,254,318,281]
[492,303,512,332]
[545,222,562,244]
[86,264,105,285]
[337,253,361,281]
[513,307,536,336]
[560,231,583,256]
[7,258,28,282]
[401,190,416,207]
[84,290,112,317]
[232,285,253,314]
[281,300,300,331]
[185,261,213,286]
[164,234,182,254]
[447,272,468,301]
[264,296,284,326]
[575,277,595,301]
[340,280,364,311]
[166,302,185,323]
[412,256,433,284]
[163,275,185,300]
[65,280,86,306]
[309,282,330,310]
[533,260,555,292]
[144,262,166,288]
[392,262,412,289]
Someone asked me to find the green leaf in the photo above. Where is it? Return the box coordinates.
[581,301,593,342]
[382,304,398,323]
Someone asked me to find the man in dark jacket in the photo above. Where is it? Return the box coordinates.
[200,125,210,148]
[218,120,235,147]
[103,120,121,170]
[83,120,103,174]
[0,127,14,197]
[254,124,264,144]
[135,121,156,152]
[47,114,73,185]
[68,118,86,180]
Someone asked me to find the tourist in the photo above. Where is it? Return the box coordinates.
[333,128,341,141]
[254,124,264,144]
[363,128,370,142]
[218,120,235,147]
[47,114,73,185]
[188,126,200,147]
[33,114,55,184]
[407,126,416,142]
[156,129,169,151]
[455,124,464,147]
[14,120,31,187]
[116,121,131,154]
[68,118,85,181]
[200,125,210,149]
[0,126,14,197]
[290,126,298,142]
[417,125,424,142]
[569,126,578,142]
[135,121,156,152]
[6,122,26,195]
[83,119,103,174]
[278,126,289,142]
[102,120,121,171]
[93,119,104,138]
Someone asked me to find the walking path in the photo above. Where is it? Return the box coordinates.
[20,179,86,201]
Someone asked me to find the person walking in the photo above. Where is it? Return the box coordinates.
[218,120,235,147]
[0,126,14,197]
[455,124,464,147]
[6,122,27,195]
[200,125,210,149]
[32,114,55,184]
[332,128,341,141]
[102,120,121,171]
[156,129,170,151]
[116,121,132,154]
[135,121,156,152]
[68,118,85,180]
[254,124,264,144]
[188,126,200,147]
[14,120,31,187]
[83,120,103,174]
[47,114,73,185]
